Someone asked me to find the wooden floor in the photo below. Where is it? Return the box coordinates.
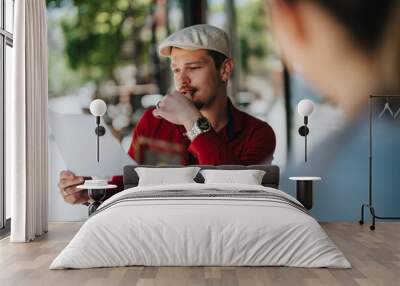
[0,222,399,286]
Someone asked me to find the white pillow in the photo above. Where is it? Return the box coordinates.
[200,169,266,185]
[135,167,200,186]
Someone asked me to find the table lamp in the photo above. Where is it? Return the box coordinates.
[297,99,314,162]
[89,99,107,162]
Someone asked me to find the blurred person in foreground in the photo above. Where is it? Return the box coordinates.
[58,24,277,205]
[268,0,400,220]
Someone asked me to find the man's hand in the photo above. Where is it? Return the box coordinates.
[58,170,89,204]
[152,91,202,131]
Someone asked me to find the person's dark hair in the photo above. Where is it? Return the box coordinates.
[284,0,397,52]
[207,50,228,70]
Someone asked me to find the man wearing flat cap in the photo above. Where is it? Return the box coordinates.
[58,24,276,204]
[132,24,276,164]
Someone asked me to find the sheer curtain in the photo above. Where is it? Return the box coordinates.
[8,0,48,242]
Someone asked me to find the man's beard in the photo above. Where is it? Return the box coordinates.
[179,85,204,109]
[192,92,217,110]
[193,99,204,109]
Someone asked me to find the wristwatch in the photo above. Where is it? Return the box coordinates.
[186,116,212,141]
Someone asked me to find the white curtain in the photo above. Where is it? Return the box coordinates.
[8,0,49,242]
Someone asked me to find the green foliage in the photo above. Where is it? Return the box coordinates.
[236,0,269,73]
[46,0,151,83]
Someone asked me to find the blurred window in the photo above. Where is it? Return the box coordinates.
[207,0,286,167]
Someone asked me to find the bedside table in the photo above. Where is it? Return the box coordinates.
[77,184,117,216]
[289,177,322,210]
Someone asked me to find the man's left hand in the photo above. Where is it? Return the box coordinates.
[152,91,202,131]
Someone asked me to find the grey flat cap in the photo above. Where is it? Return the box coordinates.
[159,24,231,58]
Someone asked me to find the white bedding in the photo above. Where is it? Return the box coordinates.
[50,183,351,269]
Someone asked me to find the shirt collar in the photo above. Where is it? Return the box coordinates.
[226,98,244,140]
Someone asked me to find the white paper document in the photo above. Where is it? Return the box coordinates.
[48,110,136,177]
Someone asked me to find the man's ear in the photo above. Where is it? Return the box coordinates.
[219,58,234,82]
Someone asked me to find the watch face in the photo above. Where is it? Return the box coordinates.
[197,117,211,131]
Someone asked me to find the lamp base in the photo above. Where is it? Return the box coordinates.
[95,126,106,136]
[298,126,309,136]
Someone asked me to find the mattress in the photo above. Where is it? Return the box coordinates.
[50,183,351,269]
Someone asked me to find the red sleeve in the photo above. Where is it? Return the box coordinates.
[127,109,150,160]
[107,109,151,198]
[189,124,276,165]
[240,125,276,164]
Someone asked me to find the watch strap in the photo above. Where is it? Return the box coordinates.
[186,117,211,141]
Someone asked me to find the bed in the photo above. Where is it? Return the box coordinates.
[50,165,350,269]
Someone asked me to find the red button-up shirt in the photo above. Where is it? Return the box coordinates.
[109,100,276,194]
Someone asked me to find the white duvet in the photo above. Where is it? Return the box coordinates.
[50,183,351,269]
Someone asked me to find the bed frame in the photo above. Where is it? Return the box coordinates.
[123,165,280,189]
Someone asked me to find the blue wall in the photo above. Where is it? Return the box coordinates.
[285,77,400,221]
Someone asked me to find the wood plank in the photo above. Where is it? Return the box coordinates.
[0,222,399,286]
